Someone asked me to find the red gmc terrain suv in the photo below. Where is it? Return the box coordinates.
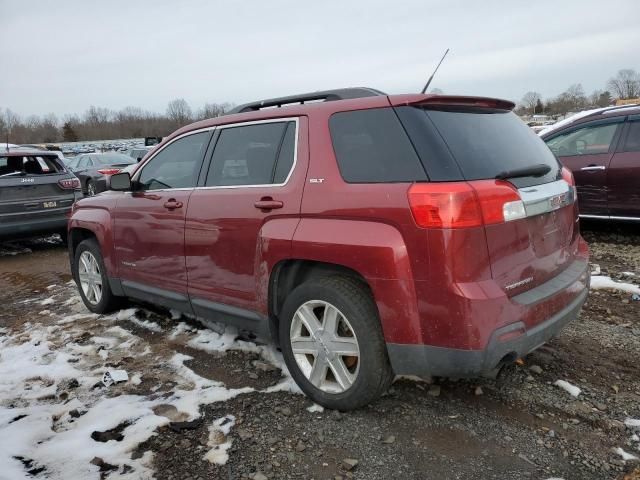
[68,88,590,410]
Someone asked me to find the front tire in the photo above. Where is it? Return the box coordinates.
[73,238,124,313]
[279,276,393,410]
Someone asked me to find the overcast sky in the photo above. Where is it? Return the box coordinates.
[1,0,638,117]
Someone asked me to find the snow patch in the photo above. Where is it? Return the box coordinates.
[128,317,163,333]
[614,447,639,461]
[203,415,236,465]
[306,403,324,413]
[590,275,640,295]
[554,380,581,397]
[625,418,640,428]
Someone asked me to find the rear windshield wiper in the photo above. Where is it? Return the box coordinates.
[495,164,551,180]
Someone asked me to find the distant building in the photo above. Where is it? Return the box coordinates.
[615,98,640,106]
[531,114,551,122]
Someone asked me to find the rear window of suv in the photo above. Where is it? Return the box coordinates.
[0,155,64,177]
[417,107,560,184]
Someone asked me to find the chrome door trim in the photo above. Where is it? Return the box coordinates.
[131,117,300,191]
[196,117,300,190]
[579,214,640,222]
[131,126,217,183]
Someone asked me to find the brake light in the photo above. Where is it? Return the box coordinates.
[97,168,121,175]
[58,178,81,190]
[408,180,526,229]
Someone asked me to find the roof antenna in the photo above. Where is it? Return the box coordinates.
[421,48,450,94]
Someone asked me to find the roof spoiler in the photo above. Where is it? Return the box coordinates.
[393,95,515,111]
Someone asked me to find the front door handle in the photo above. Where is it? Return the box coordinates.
[580,165,606,171]
[254,198,283,211]
[163,199,183,210]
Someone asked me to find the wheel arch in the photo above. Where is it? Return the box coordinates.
[68,209,116,277]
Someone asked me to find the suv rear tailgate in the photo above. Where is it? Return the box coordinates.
[398,103,583,316]
[0,155,76,217]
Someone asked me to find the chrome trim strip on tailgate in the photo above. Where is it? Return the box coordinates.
[511,259,589,306]
[517,180,575,218]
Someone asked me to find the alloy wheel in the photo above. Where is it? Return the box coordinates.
[290,300,360,393]
[78,250,102,305]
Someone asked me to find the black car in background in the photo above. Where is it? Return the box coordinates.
[68,153,136,196]
[0,149,82,241]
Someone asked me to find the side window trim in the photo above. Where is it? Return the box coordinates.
[199,117,299,190]
[132,128,215,191]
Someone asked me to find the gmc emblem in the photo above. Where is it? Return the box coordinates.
[549,192,568,210]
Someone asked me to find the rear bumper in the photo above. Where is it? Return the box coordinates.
[388,259,589,378]
[0,209,71,240]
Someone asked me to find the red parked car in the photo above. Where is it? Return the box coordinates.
[68,88,590,409]
[541,105,640,220]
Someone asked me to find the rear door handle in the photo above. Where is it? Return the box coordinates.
[580,165,606,171]
[163,199,183,210]
[254,199,283,211]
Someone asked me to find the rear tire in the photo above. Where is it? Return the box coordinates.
[279,276,394,410]
[73,238,124,314]
[87,180,96,197]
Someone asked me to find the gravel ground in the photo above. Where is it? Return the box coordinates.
[0,223,639,480]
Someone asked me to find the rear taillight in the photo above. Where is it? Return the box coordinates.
[97,168,121,175]
[58,178,81,190]
[408,180,526,229]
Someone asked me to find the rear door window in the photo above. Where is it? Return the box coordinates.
[330,108,427,183]
[138,131,211,190]
[205,121,296,187]
[546,122,620,156]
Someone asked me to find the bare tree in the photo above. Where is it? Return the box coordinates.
[521,91,542,115]
[166,98,192,128]
[607,69,640,99]
[196,102,232,120]
[2,109,21,144]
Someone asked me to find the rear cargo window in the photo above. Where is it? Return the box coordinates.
[330,108,427,183]
[413,108,560,184]
[0,155,63,177]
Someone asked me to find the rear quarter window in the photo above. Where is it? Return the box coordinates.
[329,108,427,183]
[0,155,63,176]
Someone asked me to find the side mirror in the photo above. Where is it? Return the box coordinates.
[108,172,132,191]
